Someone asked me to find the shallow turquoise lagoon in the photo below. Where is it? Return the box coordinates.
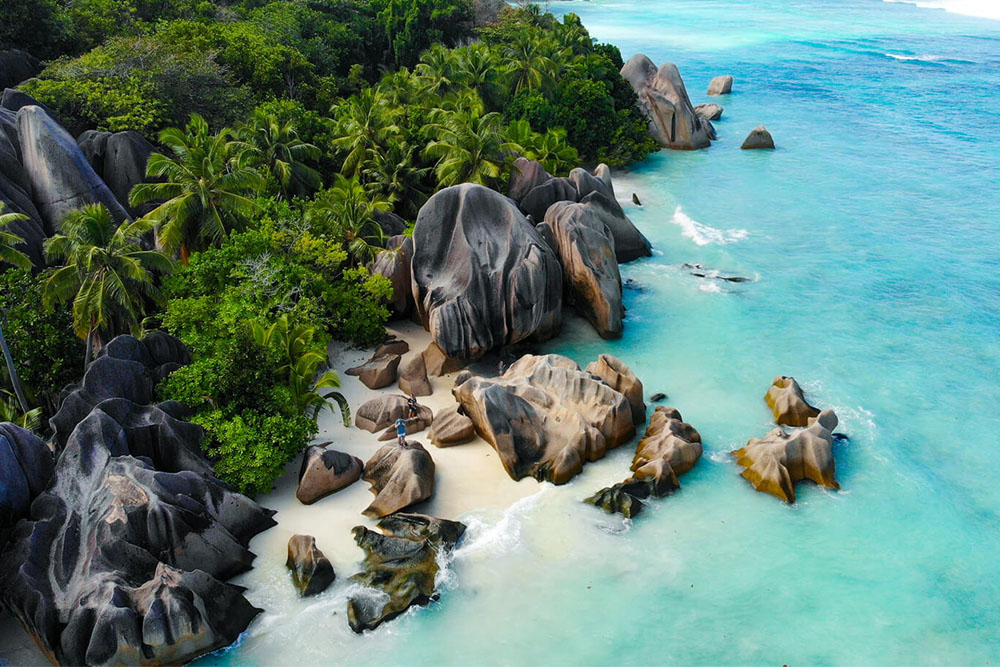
[211,1,1000,664]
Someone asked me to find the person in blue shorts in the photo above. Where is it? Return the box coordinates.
[394,417,407,446]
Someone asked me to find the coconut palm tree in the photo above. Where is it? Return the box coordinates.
[423,110,522,188]
[0,390,41,432]
[362,142,430,219]
[41,203,174,368]
[503,33,557,96]
[306,175,390,265]
[453,43,504,110]
[0,204,31,270]
[129,114,264,264]
[331,87,402,179]
[235,108,322,199]
[414,44,458,97]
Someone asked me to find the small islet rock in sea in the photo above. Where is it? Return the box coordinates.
[286,534,335,597]
[741,125,775,150]
[632,192,642,205]
[707,74,734,95]
[650,392,667,402]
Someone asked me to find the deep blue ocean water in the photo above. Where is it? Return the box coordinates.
[193,1,1000,664]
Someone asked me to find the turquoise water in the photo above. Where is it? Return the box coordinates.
[205,1,1000,664]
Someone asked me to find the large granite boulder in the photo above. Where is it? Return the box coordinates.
[428,405,475,447]
[0,399,275,665]
[507,156,551,204]
[346,353,400,390]
[421,341,467,376]
[77,129,112,174]
[0,423,53,547]
[586,354,645,424]
[16,105,131,233]
[741,125,775,149]
[0,50,42,90]
[104,131,156,216]
[347,513,465,633]
[373,209,407,237]
[411,184,562,362]
[518,176,578,222]
[296,444,363,504]
[452,354,635,484]
[732,410,840,503]
[370,235,414,317]
[286,535,335,597]
[694,103,724,121]
[708,75,734,95]
[568,166,612,202]
[593,163,614,196]
[355,394,433,433]
[586,406,702,518]
[398,353,432,397]
[361,441,435,518]
[578,191,651,263]
[621,55,711,150]
[541,200,624,339]
[765,375,820,426]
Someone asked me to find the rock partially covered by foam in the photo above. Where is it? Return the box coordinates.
[347,513,465,633]
[541,201,624,339]
[361,441,435,518]
[0,423,53,547]
[621,55,711,150]
[411,184,562,362]
[586,407,702,518]
[765,375,820,426]
[453,354,635,484]
[0,399,275,665]
[732,410,840,503]
[286,534,335,597]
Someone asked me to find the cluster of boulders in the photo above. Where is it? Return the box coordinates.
[0,93,154,268]
[732,376,840,503]
[0,334,275,665]
[620,54,774,151]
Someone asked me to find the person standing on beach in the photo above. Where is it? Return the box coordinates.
[394,417,407,446]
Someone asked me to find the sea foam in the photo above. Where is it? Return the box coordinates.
[670,206,749,246]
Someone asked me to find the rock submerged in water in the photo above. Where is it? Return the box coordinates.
[632,193,642,206]
[0,423,53,547]
[741,125,775,149]
[732,409,840,503]
[586,407,702,518]
[708,75,734,95]
[361,441,435,518]
[765,375,820,426]
[286,534,335,597]
[540,200,624,339]
[453,354,635,484]
[411,183,563,364]
[347,513,465,633]
[694,103,724,121]
[621,54,712,150]
[296,444,363,504]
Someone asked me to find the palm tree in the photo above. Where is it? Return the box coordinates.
[505,121,580,175]
[331,87,402,179]
[424,111,522,188]
[41,204,174,368]
[414,44,458,97]
[503,33,557,96]
[362,142,430,220]
[306,175,390,265]
[0,390,41,432]
[129,114,264,264]
[454,43,503,110]
[0,204,32,270]
[251,314,350,424]
[235,108,322,199]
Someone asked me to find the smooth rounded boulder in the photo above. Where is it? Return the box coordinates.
[398,353,432,397]
[346,353,401,390]
[621,55,711,150]
[296,445,363,504]
[586,354,645,424]
[286,535,335,597]
[361,441,435,518]
[0,50,42,89]
[428,405,475,447]
[507,157,551,204]
[741,125,775,149]
[411,184,562,362]
[370,235,414,317]
[577,191,652,263]
[708,75,734,95]
[0,423,53,547]
[694,103,724,121]
[104,131,156,216]
[518,177,579,226]
[355,394,433,433]
[765,375,820,426]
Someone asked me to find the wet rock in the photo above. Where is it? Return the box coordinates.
[361,441,435,518]
[586,407,702,518]
[650,392,667,402]
[586,354,645,424]
[346,353,400,390]
[412,184,562,362]
[370,236,414,317]
[741,125,775,150]
[355,394,433,433]
[518,176,578,222]
[0,423,53,547]
[16,105,131,233]
[694,103,724,121]
[708,75,734,95]
[428,405,475,447]
[541,201,624,339]
[507,156,551,204]
[632,193,642,206]
[346,513,465,633]
[296,444,363,504]
[0,50,42,90]
[398,353,432,397]
[765,375,820,426]
[453,354,634,484]
[579,190,652,263]
[621,55,711,150]
[732,410,840,503]
[286,535,335,597]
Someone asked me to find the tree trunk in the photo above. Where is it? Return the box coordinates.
[180,243,190,266]
[84,327,95,371]
[0,313,31,414]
